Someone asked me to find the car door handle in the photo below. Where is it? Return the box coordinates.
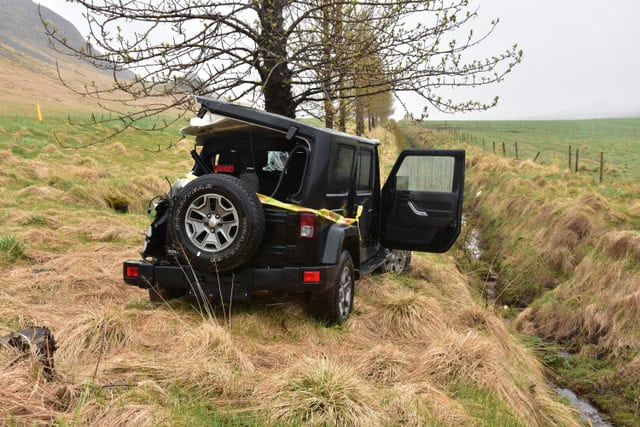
[408,201,429,217]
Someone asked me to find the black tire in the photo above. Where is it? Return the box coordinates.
[377,249,412,274]
[169,174,265,272]
[308,251,355,325]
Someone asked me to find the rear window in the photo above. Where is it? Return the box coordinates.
[326,144,355,195]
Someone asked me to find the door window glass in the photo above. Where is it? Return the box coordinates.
[327,144,355,194]
[396,155,455,192]
[356,149,373,192]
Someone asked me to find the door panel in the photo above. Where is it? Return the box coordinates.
[381,150,465,253]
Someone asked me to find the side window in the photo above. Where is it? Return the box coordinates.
[395,155,455,192]
[327,144,355,195]
[356,148,373,193]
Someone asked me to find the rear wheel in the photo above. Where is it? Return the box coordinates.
[309,251,355,325]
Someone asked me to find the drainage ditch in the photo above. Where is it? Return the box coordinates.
[460,219,613,426]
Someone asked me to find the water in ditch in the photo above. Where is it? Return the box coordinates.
[461,219,613,426]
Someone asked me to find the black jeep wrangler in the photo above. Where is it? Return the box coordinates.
[124,97,465,324]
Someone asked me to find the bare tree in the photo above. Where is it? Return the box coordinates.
[43,0,522,131]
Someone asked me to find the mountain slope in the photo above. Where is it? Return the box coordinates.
[0,0,133,114]
[0,0,87,64]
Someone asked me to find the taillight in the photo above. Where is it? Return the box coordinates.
[298,213,317,238]
[214,164,235,173]
[126,265,139,278]
[303,271,321,283]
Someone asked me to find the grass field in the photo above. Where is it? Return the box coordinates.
[426,118,640,181]
[430,120,640,425]
[0,112,581,425]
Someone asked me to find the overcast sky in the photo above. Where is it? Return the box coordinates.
[42,0,640,120]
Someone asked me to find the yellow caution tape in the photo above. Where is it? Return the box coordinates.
[179,173,362,225]
[257,193,362,226]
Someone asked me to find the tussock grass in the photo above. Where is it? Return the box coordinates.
[16,184,65,201]
[166,320,254,396]
[0,233,25,262]
[59,218,140,242]
[409,329,497,385]
[619,354,640,383]
[516,250,639,356]
[386,384,472,426]
[0,149,18,165]
[455,305,513,353]
[77,401,162,427]
[107,141,128,153]
[375,291,446,340]
[629,200,640,217]
[0,361,59,424]
[356,344,410,384]
[600,230,640,263]
[254,357,384,426]
[72,382,169,427]
[57,306,135,364]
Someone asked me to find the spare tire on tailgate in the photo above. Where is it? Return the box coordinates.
[169,174,265,272]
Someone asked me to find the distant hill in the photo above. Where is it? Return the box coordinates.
[0,0,88,64]
[0,0,134,114]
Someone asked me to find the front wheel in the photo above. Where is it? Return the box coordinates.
[378,249,412,274]
[308,251,355,325]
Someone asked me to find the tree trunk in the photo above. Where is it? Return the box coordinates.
[355,97,364,136]
[338,90,347,132]
[321,0,334,128]
[257,0,296,118]
[324,101,335,128]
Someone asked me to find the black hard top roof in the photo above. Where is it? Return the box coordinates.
[193,96,379,146]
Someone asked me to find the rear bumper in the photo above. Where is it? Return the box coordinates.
[123,260,337,301]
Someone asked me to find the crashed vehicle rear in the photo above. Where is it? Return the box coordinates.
[124,97,465,324]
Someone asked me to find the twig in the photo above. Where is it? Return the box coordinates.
[92,324,107,381]
[228,275,234,329]
[101,383,134,389]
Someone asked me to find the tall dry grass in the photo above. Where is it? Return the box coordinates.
[56,306,135,364]
[462,141,640,422]
[254,357,385,426]
[0,124,582,425]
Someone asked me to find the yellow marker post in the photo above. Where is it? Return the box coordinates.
[36,102,43,122]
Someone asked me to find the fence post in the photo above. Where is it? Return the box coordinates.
[502,141,506,156]
[515,142,519,159]
[568,145,572,170]
[575,148,579,173]
[492,140,496,154]
[600,151,604,183]
[482,139,486,151]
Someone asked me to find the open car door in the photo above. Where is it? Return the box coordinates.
[381,149,465,253]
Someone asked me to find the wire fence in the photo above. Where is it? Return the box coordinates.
[433,125,610,183]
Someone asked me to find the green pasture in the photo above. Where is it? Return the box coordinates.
[424,118,640,181]
[0,113,189,252]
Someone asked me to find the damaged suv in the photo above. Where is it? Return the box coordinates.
[124,97,465,324]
